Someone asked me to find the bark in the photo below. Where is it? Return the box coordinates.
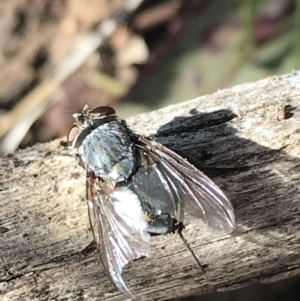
[1,72,300,301]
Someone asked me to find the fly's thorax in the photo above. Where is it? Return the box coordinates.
[76,119,136,182]
[71,115,118,149]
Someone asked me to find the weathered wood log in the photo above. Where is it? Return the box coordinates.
[1,72,300,301]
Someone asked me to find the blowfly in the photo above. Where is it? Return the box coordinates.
[67,105,235,295]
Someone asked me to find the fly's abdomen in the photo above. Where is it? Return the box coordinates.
[77,121,135,182]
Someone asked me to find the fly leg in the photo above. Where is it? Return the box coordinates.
[177,222,207,274]
[147,215,207,274]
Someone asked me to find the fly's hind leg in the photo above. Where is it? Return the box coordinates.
[147,215,207,274]
[177,222,207,274]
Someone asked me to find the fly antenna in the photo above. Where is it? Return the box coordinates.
[177,222,207,274]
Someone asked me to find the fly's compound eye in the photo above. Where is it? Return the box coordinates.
[91,106,116,117]
[67,125,79,146]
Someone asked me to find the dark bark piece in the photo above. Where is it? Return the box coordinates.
[1,72,300,300]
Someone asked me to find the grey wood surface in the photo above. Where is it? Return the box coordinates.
[1,72,300,301]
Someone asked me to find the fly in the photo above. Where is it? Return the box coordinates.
[67,105,235,296]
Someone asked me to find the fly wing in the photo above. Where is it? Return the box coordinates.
[132,137,235,234]
[87,177,150,294]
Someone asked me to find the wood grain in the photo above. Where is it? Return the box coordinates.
[1,72,300,300]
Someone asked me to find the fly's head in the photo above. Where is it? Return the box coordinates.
[67,105,116,148]
[73,104,116,131]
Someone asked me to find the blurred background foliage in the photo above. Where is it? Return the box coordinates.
[1,0,300,153]
[0,0,300,299]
